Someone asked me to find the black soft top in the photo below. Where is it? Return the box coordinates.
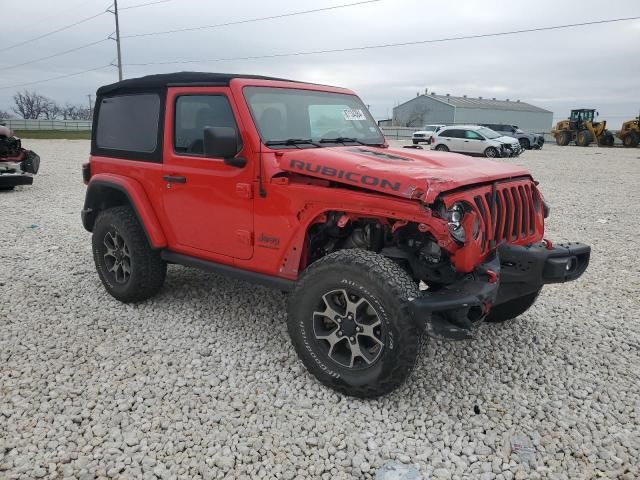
[96,71,297,96]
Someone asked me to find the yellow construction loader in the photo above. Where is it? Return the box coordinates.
[552,109,614,147]
[617,116,639,148]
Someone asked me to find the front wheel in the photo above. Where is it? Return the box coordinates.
[287,249,421,398]
[485,288,542,323]
[92,206,167,303]
[484,147,499,158]
[519,138,531,150]
[435,144,449,152]
[576,130,592,147]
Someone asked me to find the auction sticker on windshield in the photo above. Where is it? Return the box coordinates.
[343,109,366,121]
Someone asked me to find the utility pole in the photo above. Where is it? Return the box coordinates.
[88,94,93,119]
[108,0,123,81]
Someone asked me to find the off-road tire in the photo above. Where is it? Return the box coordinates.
[287,249,421,398]
[412,140,419,145]
[484,147,499,158]
[485,288,542,323]
[576,130,592,147]
[435,144,449,152]
[92,206,166,303]
[519,138,531,150]
[623,131,639,148]
[556,131,570,146]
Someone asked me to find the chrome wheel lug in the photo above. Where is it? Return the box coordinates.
[350,336,355,342]
[338,331,343,337]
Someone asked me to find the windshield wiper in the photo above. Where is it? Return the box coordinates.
[264,138,322,148]
[319,137,382,146]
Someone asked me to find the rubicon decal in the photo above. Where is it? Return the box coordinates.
[289,159,401,192]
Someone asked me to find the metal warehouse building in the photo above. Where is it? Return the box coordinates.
[393,92,553,133]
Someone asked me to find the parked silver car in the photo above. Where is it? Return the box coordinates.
[481,123,544,150]
[431,125,522,158]
[412,124,446,144]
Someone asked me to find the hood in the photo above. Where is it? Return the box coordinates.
[494,136,519,145]
[276,146,532,203]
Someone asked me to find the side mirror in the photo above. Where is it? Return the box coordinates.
[203,126,245,167]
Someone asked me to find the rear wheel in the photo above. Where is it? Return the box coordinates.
[556,131,570,146]
[287,249,421,398]
[92,206,166,303]
[435,144,449,152]
[485,289,542,323]
[484,147,499,158]
[623,131,639,147]
[576,130,592,147]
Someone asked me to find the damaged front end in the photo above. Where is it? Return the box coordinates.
[407,178,590,340]
[0,125,40,188]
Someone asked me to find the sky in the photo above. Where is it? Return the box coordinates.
[1,0,639,128]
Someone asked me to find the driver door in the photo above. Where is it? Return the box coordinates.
[161,87,254,260]
[463,129,487,154]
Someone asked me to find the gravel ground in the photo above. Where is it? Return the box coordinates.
[1,140,639,480]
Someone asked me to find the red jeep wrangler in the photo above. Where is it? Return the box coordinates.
[82,73,590,397]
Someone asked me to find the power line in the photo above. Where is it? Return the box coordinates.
[120,0,171,10]
[125,15,640,66]
[0,9,109,54]
[0,64,112,91]
[123,0,384,38]
[3,39,109,71]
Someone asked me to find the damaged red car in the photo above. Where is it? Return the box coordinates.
[81,73,590,397]
[0,125,40,190]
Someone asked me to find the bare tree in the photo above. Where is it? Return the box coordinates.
[62,103,91,120]
[0,109,12,119]
[42,99,62,120]
[12,90,51,119]
[404,105,429,127]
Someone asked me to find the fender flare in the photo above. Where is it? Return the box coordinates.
[82,174,167,248]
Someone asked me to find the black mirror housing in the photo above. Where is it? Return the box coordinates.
[203,126,240,159]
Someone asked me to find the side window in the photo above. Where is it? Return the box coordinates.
[96,94,160,153]
[465,130,483,140]
[448,129,464,138]
[174,95,238,155]
[439,129,452,138]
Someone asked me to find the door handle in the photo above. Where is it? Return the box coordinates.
[163,175,186,183]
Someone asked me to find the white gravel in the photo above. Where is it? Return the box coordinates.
[1,140,639,480]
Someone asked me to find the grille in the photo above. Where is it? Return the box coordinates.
[472,181,539,248]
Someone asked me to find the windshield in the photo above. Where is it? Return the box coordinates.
[244,87,385,146]
[422,125,437,132]
[477,127,501,139]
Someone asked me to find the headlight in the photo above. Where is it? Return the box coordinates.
[446,202,466,243]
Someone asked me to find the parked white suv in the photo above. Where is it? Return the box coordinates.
[431,125,522,158]
[412,124,446,144]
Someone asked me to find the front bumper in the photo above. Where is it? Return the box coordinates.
[408,241,590,340]
[500,143,522,157]
[0,173,33,187]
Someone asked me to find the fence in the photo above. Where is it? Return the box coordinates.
[380,126,415,139]
[0,119,92,131]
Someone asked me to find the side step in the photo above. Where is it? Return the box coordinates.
[161,251,295,292]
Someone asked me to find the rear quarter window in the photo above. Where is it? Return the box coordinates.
[95,94,161,153]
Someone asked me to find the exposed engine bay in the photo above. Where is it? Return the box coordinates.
[306,211,459,287]
[0,125,40,189]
